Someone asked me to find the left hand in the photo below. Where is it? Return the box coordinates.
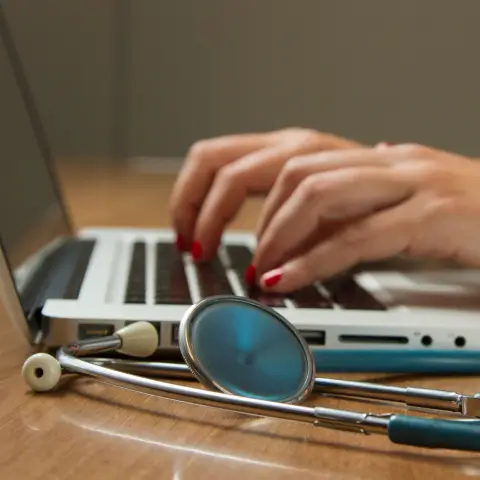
[251,143,480,292]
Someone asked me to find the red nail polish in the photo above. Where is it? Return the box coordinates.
[244,264,256,284]
[191,241,202,261]
[375,141,392,148]
[263,268,283,287]
[175,234,185,251]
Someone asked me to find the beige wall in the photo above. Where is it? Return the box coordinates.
[4,0,480,160]
[3,0,118,157]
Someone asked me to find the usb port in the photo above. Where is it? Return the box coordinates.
[299,330,326,346]
[78,323,114,340]
[171,323,180,345]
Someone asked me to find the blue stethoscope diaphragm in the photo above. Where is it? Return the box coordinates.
[179,295,315,404]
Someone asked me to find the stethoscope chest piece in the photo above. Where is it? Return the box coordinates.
[178,295,315,404]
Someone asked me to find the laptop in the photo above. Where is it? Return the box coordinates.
[2,5,480,372]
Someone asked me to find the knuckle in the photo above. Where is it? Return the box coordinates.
[407,162,450,186]
[280,156,309,185]
[395,142,432,158]
[187,139,212,160]
[279,126,317,137]
[278,127,322,145]
[215,163,243,187]
[296,167,343,204]
[299,175,323,203]
[422,195,458,218]
[188,137,234,163]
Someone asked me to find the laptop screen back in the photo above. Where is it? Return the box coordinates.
[0,9,71,276]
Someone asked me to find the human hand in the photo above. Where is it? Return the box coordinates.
[251,143,480,292]
[169,128,363,260]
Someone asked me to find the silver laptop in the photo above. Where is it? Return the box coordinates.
[2,6,480,369]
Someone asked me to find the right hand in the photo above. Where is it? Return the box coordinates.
[169,127,365,262]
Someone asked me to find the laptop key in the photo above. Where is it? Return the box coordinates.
[245,286,286,308]
[125,242,146,304]
[195,255,234,297]
[322,275,386,310]
[20,238,97,313]
[225,245,286,306]
[225,245,253,270]
[155,242,192,305]
[288,286,333,309]
[125,294,146,304]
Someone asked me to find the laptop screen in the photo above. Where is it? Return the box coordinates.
[0,9,71,276]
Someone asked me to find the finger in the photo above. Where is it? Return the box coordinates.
[374,141,393,149]
[255,148,394,239]
[191,140,329,261]
[258,197,420,292]
[253,166,414,276]
[169,133,273,249]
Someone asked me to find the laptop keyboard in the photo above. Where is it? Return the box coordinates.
[20,238,96,313]
[124,241,386,310]
[196,255,234,298]
[124,242,147,304]
[155,242,192,304]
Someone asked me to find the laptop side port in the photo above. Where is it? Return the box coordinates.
[78,323,115,340]
[171,322,180,345]
[299,330,326,346]
[338,334,408,345]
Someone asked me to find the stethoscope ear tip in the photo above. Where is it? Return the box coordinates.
[22,353,62,392]
[115,321,159,358]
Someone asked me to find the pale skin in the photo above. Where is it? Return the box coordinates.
[169,127,480,293]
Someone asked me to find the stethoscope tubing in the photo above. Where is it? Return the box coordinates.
[85,357,475,416]
[57,350,480,452]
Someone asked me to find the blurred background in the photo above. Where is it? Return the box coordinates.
[3,0,480,169]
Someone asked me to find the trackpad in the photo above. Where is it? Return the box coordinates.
[360,263,480,311]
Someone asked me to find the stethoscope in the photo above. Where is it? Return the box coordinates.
[22,295,480,452]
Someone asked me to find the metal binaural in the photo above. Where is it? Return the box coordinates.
[64,336,122,357]
[83,357,480,418]
[313,378,480,418]
[56,347,390,437]
[86,358,193,378]
[313,408,389,435]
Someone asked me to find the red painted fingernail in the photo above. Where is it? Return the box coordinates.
[175,234,185,251]
[375,141,392,148]
[191,241,202,261]
[263,268,283,288]
[244,264,256,284]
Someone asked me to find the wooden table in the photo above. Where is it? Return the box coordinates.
[1,162,479,479]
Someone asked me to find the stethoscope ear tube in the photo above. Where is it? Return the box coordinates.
[388,415,480,451]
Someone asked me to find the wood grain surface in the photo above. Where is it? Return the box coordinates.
[1,161,479,479]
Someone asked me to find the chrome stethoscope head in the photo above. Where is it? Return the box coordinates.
[179,295,315,404]
[21,295,480,452]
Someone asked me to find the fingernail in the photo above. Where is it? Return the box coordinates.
[375,141,392,149]
[175,233,185,251]
[262,268,283,288]
[191,241,202,261]
[244,264,256,284]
